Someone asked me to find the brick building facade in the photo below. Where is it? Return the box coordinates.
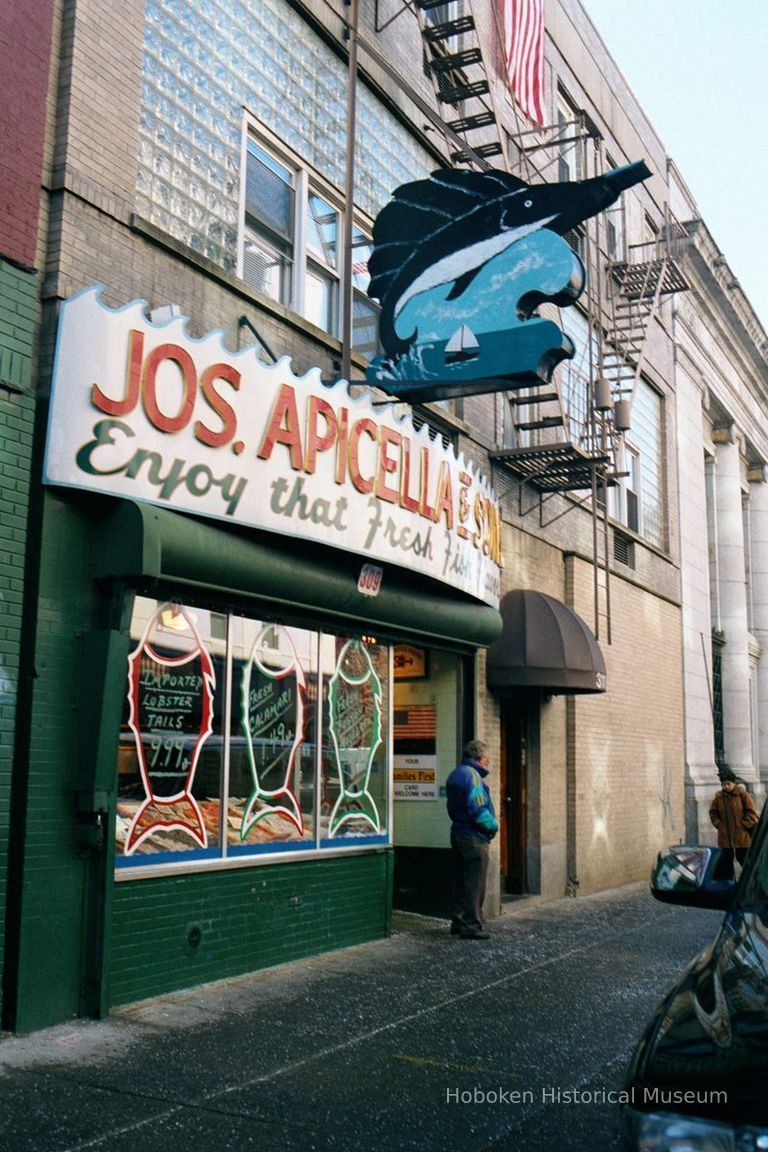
[7,0,766,1031]
[0,0,55,1023]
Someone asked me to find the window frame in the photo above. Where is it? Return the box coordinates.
[115,594,393,880]
[615,443,641,534]
[604,153,625,261]
[608,378,665,549]
[556,91,583,184]
[237,117,380,357]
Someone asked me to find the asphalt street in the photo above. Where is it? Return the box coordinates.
[0,883,723,1152]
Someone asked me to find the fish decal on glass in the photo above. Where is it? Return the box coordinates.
[328,640,382,837]
[125,603,215,853]
[241,624,305,838]
[365,162,651,397]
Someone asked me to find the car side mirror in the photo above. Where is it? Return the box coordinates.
[650,845,736,911]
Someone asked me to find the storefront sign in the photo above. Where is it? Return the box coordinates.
[43,288,502,606]
[393,754,438,800]
[365,162,652,401]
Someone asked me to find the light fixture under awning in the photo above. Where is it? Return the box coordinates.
[486,590,606,695]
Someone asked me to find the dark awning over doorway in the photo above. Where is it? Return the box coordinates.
[486,589,606,695]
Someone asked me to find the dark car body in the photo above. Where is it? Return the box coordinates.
[621,799,768,1150]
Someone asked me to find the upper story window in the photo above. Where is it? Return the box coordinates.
[556,92,583,184]
[350,229,380,360]
[640,212,660,262]
[241,132,379,359]
[243,142,296,306]
[604,153,625,261]
[243,138,340,335]
[610,377,665,549]
[561,308,595,444]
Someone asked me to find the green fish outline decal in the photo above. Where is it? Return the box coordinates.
[327,639,382,838]
[241,624,306,839]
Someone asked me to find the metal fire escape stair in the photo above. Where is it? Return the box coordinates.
[408,12,690,498]
[602,224,690,409]
[490,375,612,493]
[414,3,592,487]
[485,115,623,496]
[414,0,505,166]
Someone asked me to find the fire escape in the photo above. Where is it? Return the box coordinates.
[406,2,690,497]
[601,217,690,419]
[414,0,506,168]
[412,7,621,495]
[373,0,691,633]
[490,203,691,499]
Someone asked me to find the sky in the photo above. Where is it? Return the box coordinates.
[580,0,768,332]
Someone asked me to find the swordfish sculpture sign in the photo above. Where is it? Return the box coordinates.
[365,162,651,401]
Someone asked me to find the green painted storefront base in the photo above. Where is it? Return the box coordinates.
[110,850,394,1007]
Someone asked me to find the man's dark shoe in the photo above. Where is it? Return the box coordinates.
[449,922,462,936]
[459,930,490,940]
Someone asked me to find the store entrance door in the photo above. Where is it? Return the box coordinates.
[500,702,527,895]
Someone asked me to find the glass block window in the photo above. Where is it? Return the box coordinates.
[137,0,433,274]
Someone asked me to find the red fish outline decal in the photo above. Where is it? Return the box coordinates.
[124,604,216,854]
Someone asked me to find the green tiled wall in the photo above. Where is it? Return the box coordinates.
[110,851,393,1006]
[0,258,36,1025]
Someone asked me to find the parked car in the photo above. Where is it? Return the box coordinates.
[621,798,768,1150]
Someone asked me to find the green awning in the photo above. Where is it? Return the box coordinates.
[91,499,502,650]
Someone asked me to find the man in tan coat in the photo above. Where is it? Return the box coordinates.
[709,768,758,876]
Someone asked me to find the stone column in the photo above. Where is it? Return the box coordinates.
[748,466,768,802]
[714,429,753,779]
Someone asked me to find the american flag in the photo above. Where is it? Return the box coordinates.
[503,0,545,126]
[393,706,436,740]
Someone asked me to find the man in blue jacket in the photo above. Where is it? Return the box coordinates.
[446,738,498,939]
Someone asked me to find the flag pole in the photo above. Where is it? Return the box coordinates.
[342,0,359,385]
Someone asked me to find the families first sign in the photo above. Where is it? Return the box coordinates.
[43,288,502,606]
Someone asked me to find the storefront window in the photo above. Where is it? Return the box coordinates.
[116,598,226,861]
[116,599,390,870]
[320,635,389,845]
[228,617,317,855]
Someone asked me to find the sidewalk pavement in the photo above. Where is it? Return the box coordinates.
[0,883,723,1152]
